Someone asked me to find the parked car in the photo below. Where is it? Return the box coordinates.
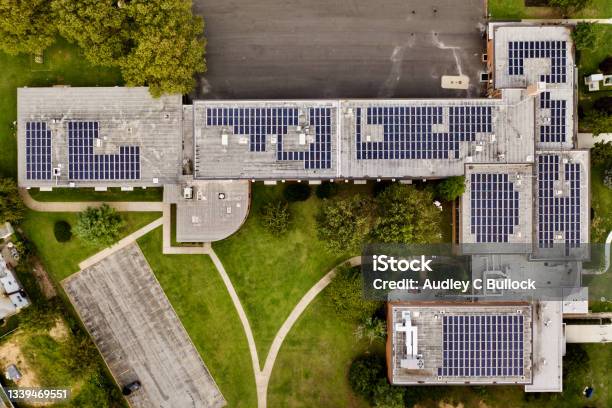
[122,380,141,396]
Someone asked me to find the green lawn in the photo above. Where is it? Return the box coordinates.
[488,0,612,20]
[267,291,374,408]
[0,38,122,179]
[212,183,351,365]
[137,227,257,408]
[29,187,163,202]
[20,210,161,281]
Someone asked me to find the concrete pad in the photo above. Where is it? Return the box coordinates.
[63,244,225,408]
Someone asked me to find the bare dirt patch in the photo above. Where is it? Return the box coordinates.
[31,258,57,299]
[48,319,69,342]
[0,333,40,388]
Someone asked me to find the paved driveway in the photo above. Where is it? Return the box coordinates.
[193,0,487,99]
[63,244,225,408]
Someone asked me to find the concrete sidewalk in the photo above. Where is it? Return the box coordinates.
[20,189,164,212]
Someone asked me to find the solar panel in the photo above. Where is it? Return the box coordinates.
[67,121,140,180]
[539,92,566,143]
[25,121,52,180]
[355,105,493,160]
[437,315,524,377]
[470,173,520,243]
[206,107,332,170]
[537,155,581,253]
[507,40,567,83]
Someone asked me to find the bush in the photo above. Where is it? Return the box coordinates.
[53,220,72,242]
[593,97,612,115]
[0,178,26,225]
[260,201,291,235]
[348,354,386,401]
[599,56,612,74]
[315,181,338,199]
[550,0,592,16]
[437,176,466,201]
[326,264,381,322]
[283,183,311,202]
[572,22,599,50]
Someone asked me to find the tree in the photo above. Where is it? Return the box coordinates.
[593,97,612,115]
[591,141,612,168]
[260,200,290,235]
[315,181,338,199]
[0,0,57,55]
[52,0,130,67]
[348,354,386,401]
[0,178,26,225]
[371,184,442,244]
[326,263,381,322]
[316,195,375,253]
[52,0,206,96]
[437,176,466,202]
[549,0,592,16]
[355,316,387,344]
[572,22,599,50]
[372,378,405,408]
[74,204,125,246]
[599,56,612,75]
[283,183,311,202]
[583,110,612,136]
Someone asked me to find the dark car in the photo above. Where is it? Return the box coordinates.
[122,380,142,396]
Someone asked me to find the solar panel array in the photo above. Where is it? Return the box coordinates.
[25,122,52,180]
[206,107,332,169]
[470,173,520,243]
[355,106,493,160]
[507,41,567,83]
[539,92,566,143]
[437,315,524,377]
[537,155,581,252]
[68,121,140,180]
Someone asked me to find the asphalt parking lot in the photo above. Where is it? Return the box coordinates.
[193,0,487,99]
[63,244,225,408]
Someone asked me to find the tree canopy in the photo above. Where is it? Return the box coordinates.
[549,0,592,16]
[316,194,375,253]
[371,184,442,244]
[599,56,612,75]
[0,178,26,225]
[0,0,206,96]
[437,176,466,202]
[74,204,125,246]
[583,110,612,136]
[0,0,57,55]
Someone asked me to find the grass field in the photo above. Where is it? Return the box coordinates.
[212,183,351,364]
[0,38,122,179]
[20,211,161,281]
[267,291,375,408]
[488,0,612,20]
[138,227,257,408]
[29,187,163,202]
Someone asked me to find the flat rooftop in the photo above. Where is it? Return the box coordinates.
[17,87,182,188]
[388,303,533,385]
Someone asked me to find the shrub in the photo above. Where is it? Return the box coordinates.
[53,220,72,242]
[593,97,612,115]
[283,183,311,202]
[572,22,599,50]
[326,264,381,322]
[348,354,386,401]
[599,56,612,74]
[437,176,466,202]
[260,201,290,235]
[315,181,338,199]
[0,178,26,225]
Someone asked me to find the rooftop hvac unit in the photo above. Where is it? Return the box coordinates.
[556,190,563,195]
[475,145,484,152]
[239,137,248,145]
[183,187,193,199]
[299,133,306,145]
[497,153,505,160]
[562,158,569,164]
[96,138,102,147]
[296,125,302,132]
[221,133,228,146]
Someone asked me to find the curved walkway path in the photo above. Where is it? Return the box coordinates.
[206,248,361,408]
[19,188,164,212]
